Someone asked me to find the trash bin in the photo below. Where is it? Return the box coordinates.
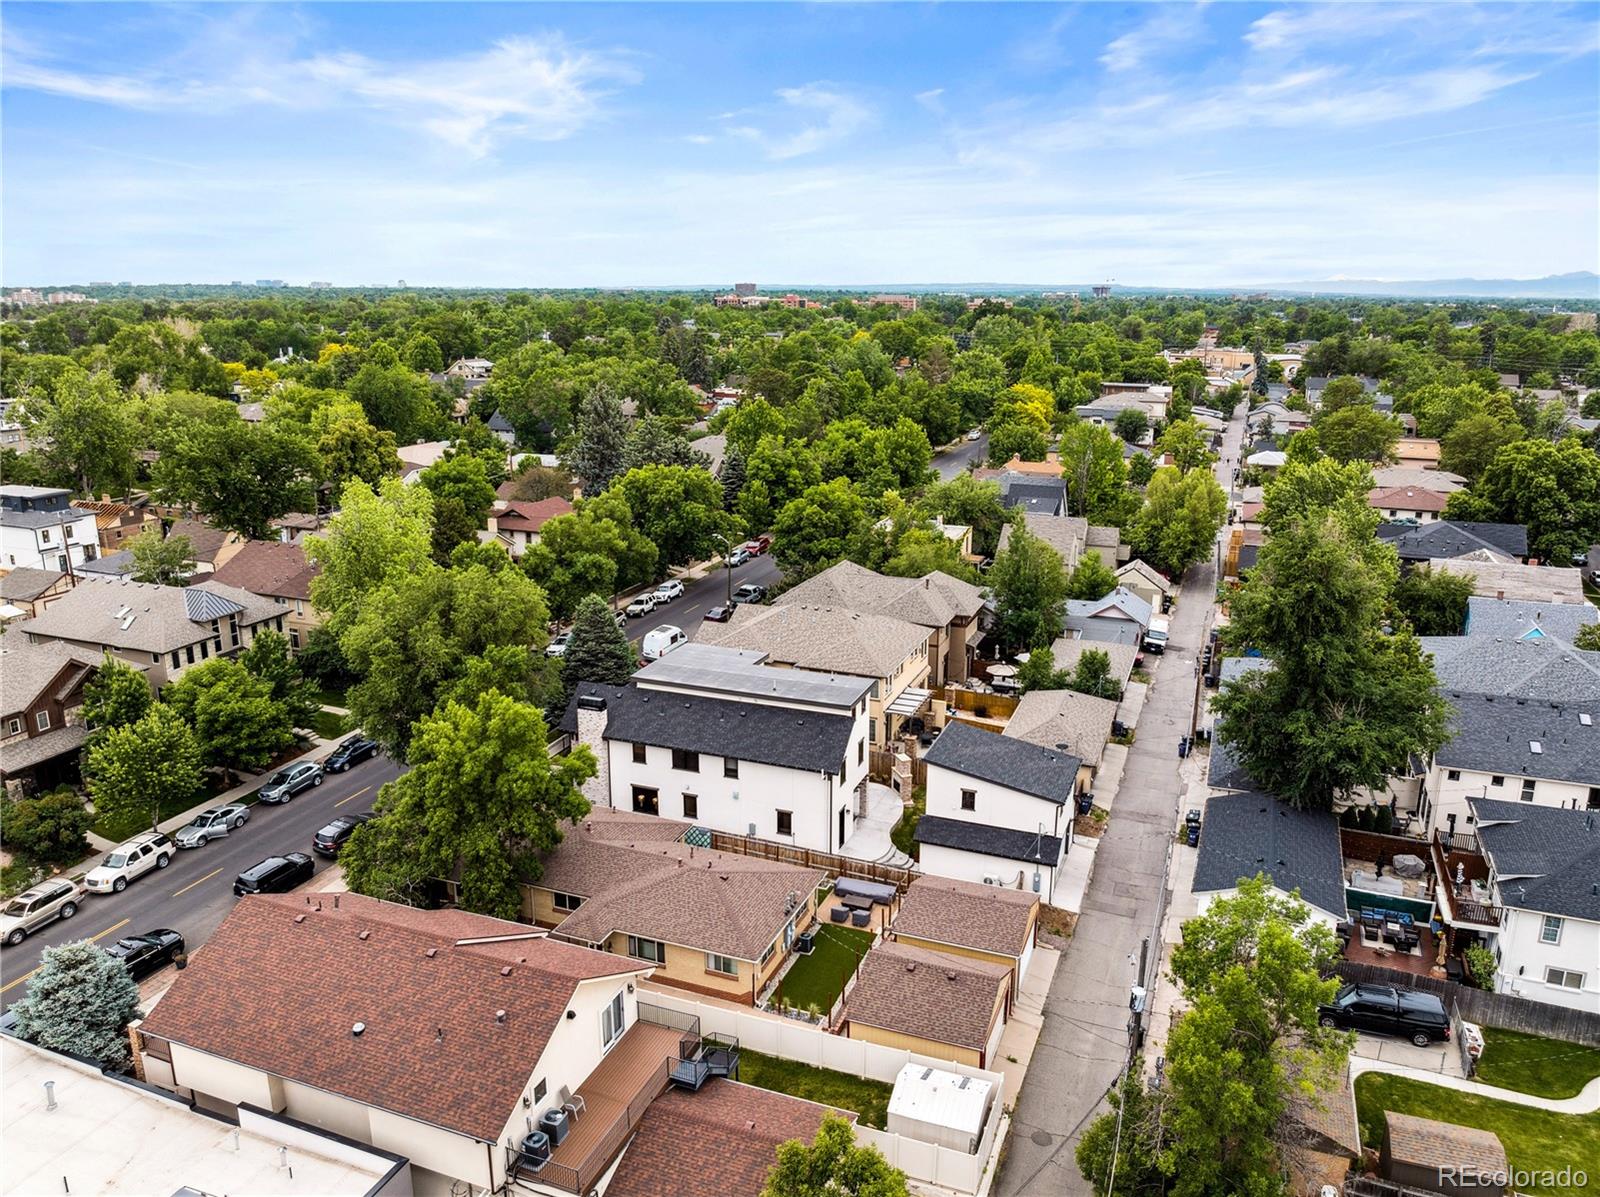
[1077,794,1093,816]
[1185,820,1200,847]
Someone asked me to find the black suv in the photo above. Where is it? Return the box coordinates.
[234,853,315,897]
[104,929,185,980]
[312,812,374,857]
[325,735,380,773]
[1318,983,1450,1046]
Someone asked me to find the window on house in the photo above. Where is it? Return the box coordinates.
[776,810,793,837]
[631,787,659,816]
[186,646,195,664]
[1589,787,1600,810]
[723,757,738,779]
[35,711,50,731]
[858,739,865,765]
[552,892,583,912]
[6,718,20,736]
[961,788,977,812]
[289,630,300,649]
[64,524,74,540]
[229,619,240,648]
[632,742,647,764]
[600,990,626,1048]
[40,529,51,543]
[1541,915,1563,944]
[199,641,209,660]
[1490,776,1504,786]
[760,942,776,966]
[1446,769,1461,781]
[169,652,179,669]
[706,953,738,976]
[1545,967,1585,990]
[869,718,878,742]
[533,1079,547,1102]
[1521,778,1537,803]
[682,793,698,820]
[671,748,699,772]
[627,936,665,964]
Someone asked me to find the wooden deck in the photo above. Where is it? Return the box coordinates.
[1344,925,1444,979]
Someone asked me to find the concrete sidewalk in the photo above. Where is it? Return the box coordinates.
[1349,1055,1600,1115]
[838,782,914,868]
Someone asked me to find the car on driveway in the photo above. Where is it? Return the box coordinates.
[85,832,174,894]
[174,804,250,849]
[725,547,751,567]
[234,852,315,896]
[257,761,323,803]
[704,605,734,623]
[1,879,84,946]
[324,735,379,773]
[545,631,572,658]
[731,583,766,604]
[625,594,658,618]
[104,929,185,981]
[654,579,685,602]
[1317,982,1450,1047]
[312,812,375,857]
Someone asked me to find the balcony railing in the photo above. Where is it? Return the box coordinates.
[1429,831,1500,929]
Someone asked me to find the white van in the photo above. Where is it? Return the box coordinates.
[641,625,688,662]
[1142,615,1170,654]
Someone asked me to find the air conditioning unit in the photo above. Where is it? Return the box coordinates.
[981,875,1000,886]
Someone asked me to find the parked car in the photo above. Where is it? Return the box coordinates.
[641,625,688,662]
[234,852,315,897]
[103,929,185,981]
[324,735,379,773]
[1317,983,1450,1047]
[966,428,982,441]
[545,631,572,658]
[1,879,84,946]
[614,611,629,629]
[731,583,766,604]
[85,832,174,894]
[751,534,772,554]
[174,804,250,849]
[312,812,375,857]
[654,579,685,602]
[257,761,323,803]
[703,605,734,623]
[725,547,751,567]
[625,594,658,618]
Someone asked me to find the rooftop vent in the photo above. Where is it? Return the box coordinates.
[425,947,438,958]
[905,962,917,973]
[495,1010,507,1025]
[358,930,370,940]
[1582,714,1593,727]
[352,1022,366,1037]
[293,914,306,924]
[501,966,513,977]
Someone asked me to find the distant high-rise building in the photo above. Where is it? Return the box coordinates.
[1092,284,1111,299]
[734,282,757,297]
[255,279,286,288]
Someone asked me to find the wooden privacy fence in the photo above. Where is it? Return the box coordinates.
[703,830,917,892]
[1336,960,1600,1046]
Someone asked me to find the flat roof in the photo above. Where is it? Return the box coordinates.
[2,1035,402,1196]
[634,642,871,709]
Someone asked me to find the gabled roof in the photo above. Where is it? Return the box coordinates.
[494,497,573,533]
[167,518,236,566]
[892,874,1037,958]
[777,560,984,629]
[997,474,1066,516]
[211,540,318,602]
[19,577,281,653]
[78,550,134,576]
[695,602,932,680]
[841,941,1009,1052]
[1191,792,1345,919]
[923,720,1079,804]
[1064,586,1153,628]
[1367,487,1450,514]
[0,638,103,715]
[139,893,649,1142]
[997,513,1089,568]
[1004,688,1120,768]
[1464,596,1597,644]
[1370,466,1465,494]
[1384,1113,1505,1174]
[1421,636,1600,703]
[1436,691,1600,786]
[913,814,1063,867]
[1469,798,1600,923]
[1376,520,1528,562]
[1048,636,1138,689]
[1114,558,1173,594]
[486,409,514,433]
[0,567,66,602]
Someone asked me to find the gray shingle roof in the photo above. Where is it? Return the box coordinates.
[564,682,855,775]
[922,719,1079,804]
[1004,688,1119,768]
[1436,692,1600,786]
[998,475,1066,516]
[913,814,1063,866]
[1421,636,1600,703]
[695,602,932,680]
[1470,798,1600,923]
[0,638,103,715]
[778,560,984,630]
[1376,520,1528,562]
[0,567,65,602]
[997,513,1089,568]
[1059,619,1143,648]
[1192,792,1345,918]
[1064,586,1153,629]
[1463,597,1598,644]
[18,577,281,654]
[1430,558,1587,604]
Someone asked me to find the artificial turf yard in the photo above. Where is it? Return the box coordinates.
[1354,1073,1599,1197]
[774,924,874,1014]
[737,1048,893,1128]
[1473,1027,1600,1099]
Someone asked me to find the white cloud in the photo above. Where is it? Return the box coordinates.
[915,87,945,114]
[1101,4,1209,72]
[726,83,872,159]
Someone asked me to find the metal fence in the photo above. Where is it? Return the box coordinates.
[1336,960,1600,1047]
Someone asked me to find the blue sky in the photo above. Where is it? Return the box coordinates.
[3,2,1597,287]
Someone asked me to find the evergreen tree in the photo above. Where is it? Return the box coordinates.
[720,442,748,512]
[569,381,629,497]
[561,594,637,705]
[11,941,143,1069]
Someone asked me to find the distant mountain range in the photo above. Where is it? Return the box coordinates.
[1257,271,1598,300]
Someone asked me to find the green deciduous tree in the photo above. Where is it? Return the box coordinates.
[10,941,142,1069]
[128,529,195,585]
[1058,421,1129,521]
[522,491,658,619]
[611,464,731,571]
[317,416,399,491]
[1,789,95,866]
[347,362,444,443]
[86,704,203,833]
[240,628,321,730]
[152,420,317,539]
[1574,624,1600,652]
[163,659,295,780]
[1113,407,1148,443]
[1156,418,1215,473]
[1065,549,1119,601]
[1314,405,1401,464]
[1444,436,1600,562]
[774,478,870,578]
[307,478,435,629]
[762,1114,909,1197]
[990,525,1070,653]
[1070,647,1119,700]
[81,654,153,743]
[23,366,139,498]
[1393,565,1475,636]
[1439,412,1521,483]
[920,474,1007,557]
[341,689,593,918]
[1128,467,1228,578]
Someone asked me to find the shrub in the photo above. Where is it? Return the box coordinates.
[1464,945,1497,989]
[1,789,94,867]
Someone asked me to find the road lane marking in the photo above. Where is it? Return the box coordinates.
[0,918,131,994]
[335,785,372,808]
[171,868,222,898]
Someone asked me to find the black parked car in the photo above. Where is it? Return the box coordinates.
[103,929,185,981]
[325,735,380,773]
[313,812,375,857]
[1317,983,1450,1046]
[703,605,734,623]
[234,853,315,897]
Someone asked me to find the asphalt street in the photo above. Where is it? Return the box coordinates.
[0,751,403,1000]
[623,552,782,647]
[935,431,988,478]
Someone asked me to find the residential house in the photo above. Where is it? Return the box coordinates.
[397,440,452,483]
[1418,692,1599,838]
[1191,792,1347,925]
[1422,636,1600,703]
[0,567,72,618]
[838,941,1011,1067]
[1468,799,1599,1013]
[1461,596,1597,643]
[19,576,287,688]
[71,497,161,553]
[483,497,575,559]
[1394,437,1443,470]
[1244,449,1287,472]
[1377,520,1528,565]
[1112,559,1173,613]
[1304,375,1381,406]
[1047,636,1138,694]
[1205,659,1274,793]
[1086,523,1130,565]
[272,511,329,545]
[1004,687,1120,795]
[210,540,321,651]
[530,809,824,1005]
[915,721,1080,903]
[996,473,1067,517]
[1061,586,1153,649]
[76,550,134,578]
[889,874,1040,988]
[487,410,516,445]
[167,518,247,576]
[1370,466,1466,494]
[696,605,931,749]
[1428,558,1588,605]
[0,486,100,573]
[776,560,986,686]
[0,638,104,793]
[996,512,1088,571]
[1367,487,1449,524]
[445,357,494,380]
[136,892,660,1197]
[562,643,872,852]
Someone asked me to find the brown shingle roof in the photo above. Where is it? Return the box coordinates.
[0,638,104,714]
[1005,687,1120,768]
[167,519,235,565]
[606,1079,846,1197]
[210,540,319,601]
[494,497,574,533]
[19,577,281,654]
[841,941,1008,1052]
[1384,1111,1506,1172]
[1367,486,1449,513]
[696,603,932,680]
[778,560,984,628]
[139,893,648,1142]
[891,875,1037,959]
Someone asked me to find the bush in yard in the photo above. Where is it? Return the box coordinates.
[1,789,94,866]
[10,940,142,1069]
[763,1114,908,1197]
[1464,945,1497,989]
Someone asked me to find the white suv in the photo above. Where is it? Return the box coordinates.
[85,832,174,894]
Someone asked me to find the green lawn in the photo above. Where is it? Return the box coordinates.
[90,786,218,844]
[891,786,925,860]
[738,1048,893,1129]
[313,709,348,741]
[309,686,348,709]
[776,925,874,1015]
[1474,1028,1600,1100]
[1354,1073,1600,1197]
